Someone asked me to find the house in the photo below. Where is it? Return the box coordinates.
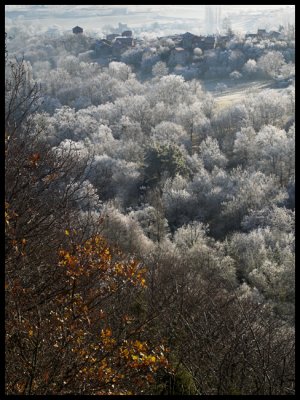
[216,35,229,48]
[245,33,257,39]
[257,29,267,38]
[114,37,134,46]
[93,39,112,56]
[245,33,258,43]
[202,36,216,50]
[122,30,132,37]
[182,32,197,49]
[78,50,96,62]
[168,47,190,66]
[268,31,281,40]
[106,33,119,42]
[72,26,83,35]
[192,35,206,49]
[181,32,215,51]
[160,34,182,47]
[112,36,134,56]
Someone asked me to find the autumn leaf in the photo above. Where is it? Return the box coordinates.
[5,211,10,226]
[101,328,113,342]
[43,371,49,383]
[146,373,155,383]
[29,152,40,168]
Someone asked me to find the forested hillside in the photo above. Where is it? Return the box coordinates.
[5,25,295,395]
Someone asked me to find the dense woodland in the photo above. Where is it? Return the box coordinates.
[5,26,295,395]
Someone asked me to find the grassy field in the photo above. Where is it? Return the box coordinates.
[202,79,272,110]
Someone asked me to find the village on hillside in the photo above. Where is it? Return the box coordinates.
[70,25,286,68]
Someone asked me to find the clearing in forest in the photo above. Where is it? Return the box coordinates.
[203,79,272,109]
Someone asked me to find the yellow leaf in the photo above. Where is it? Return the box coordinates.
[5,212,9,225]
[65,230,70,236]
[28,329,34,337]
[101,328,112,338]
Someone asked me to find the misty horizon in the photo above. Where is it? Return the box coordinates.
[5,4,295,38]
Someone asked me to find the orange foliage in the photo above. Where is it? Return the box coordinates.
[7,230,169,394]
[54,232,168,394]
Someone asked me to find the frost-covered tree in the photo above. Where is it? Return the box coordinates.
[212,104,249,155]
[112,159,141,207]
[121,47,143,69]
[242,59,258,78]
[32,60,51,81]
[151,121,187,145]
[193,47,203,59]
[88,154,118,200]
[143,143,189,189]
[140,52,160,76]
[198,136,227,171]
[115,95,151,134]
[129,205,169,242]
[57,55,80,75]
[149,75,189,107]
[173,221,209,249]
[241,205,295,233]
[152,61,169,78]
[243,89,288,130]
[228,226,294,307]
[254,125,294,185]
[174,221,236,284]
[175,102,212,153]
[257,51,286,78]
[118,116,144,144]
[162,175,194,230]
[108,61,134,81]
[46,68,72,97]
[221,168,288,233]
[233,126,257,167]
[229,70,242,80]
[186,165,215,222]
[101,205,155,255]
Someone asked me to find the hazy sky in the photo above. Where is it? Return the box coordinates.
[5,4,295,36]
[5,4,293,16]
[5,5,292,10]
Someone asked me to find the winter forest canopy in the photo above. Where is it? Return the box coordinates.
[5,4,294,395]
